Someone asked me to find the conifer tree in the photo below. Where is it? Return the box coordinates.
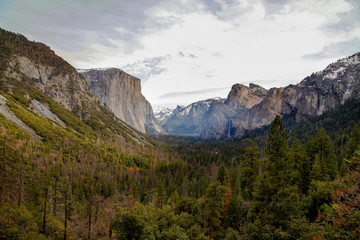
[239,140,260,200]
[217,163,228,186]
[263,115,290,190]
[289,139,311,194]
[251,115,293,219]
[205,182,226,237]
[345,125,360,158]
[312,127,337,180]
[156,180,167,209]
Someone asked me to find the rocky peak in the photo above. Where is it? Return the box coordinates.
[153,106,174,125]
[299,52,360,104]
[80,68,165,135]
[225,83,268,109]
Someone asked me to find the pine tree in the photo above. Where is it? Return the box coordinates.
[239,140,260,200]
[251,115,296,222]
[289,139,311,194]
[217,163,228,186]
[156,180,167,209]
[345,125,360,158]
[263,115,290,190]
[204,182,226,237]
[312,127,337,180]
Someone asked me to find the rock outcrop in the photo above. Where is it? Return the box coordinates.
[200,84,268,139]
[80,68,164,135]
[4,54,98,120]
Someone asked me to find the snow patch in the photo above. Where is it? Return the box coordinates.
[324,66,346,80]
[153,106,174,123]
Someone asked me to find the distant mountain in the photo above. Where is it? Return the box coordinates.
[153,106,174,125]
[156,53,360,139]
[160,97,225,135]
[79,68,165,135]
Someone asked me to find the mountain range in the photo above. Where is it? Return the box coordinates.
[1,27,359,142]
[156,53,360,139]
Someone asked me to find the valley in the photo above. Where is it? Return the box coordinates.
[0,27,360,240]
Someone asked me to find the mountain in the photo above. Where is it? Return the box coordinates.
[161,97,225,135]
[0,28,152,145]
[153,106,174,125]
[155,53,360,139]
[158,83,267,137]
[201,52,360,139]
[79,68,165,135]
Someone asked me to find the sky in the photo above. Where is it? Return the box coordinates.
[1,0,360,108]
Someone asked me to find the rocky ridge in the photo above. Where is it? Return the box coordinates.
[202,52,360,139]
[157,52,360,139]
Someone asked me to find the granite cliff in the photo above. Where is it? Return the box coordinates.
[80,68,164,135]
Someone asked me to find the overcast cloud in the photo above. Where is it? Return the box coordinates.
[1,0,359,108]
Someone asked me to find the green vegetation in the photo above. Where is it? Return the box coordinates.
[1,97,360,239]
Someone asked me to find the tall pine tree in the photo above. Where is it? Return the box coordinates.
[239,140,260,200]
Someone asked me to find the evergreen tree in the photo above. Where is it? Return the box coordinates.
[204,182,226,237]
[156,180,167,209]
[289,139,311,194]
[261,115,291,194]
[217,163,228,186]
[312,127,337,180]
[345,125,360,158]
[239,140,260,200]
[247,116,309,239]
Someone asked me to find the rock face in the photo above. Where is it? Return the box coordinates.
[5,55,98,120]
[201,52,360,139]
[80,68,164,135]
[158,52,360,139]
[200,84,268,139]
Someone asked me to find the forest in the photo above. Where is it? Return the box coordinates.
[1,82,360,239]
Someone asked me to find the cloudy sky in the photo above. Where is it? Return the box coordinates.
[1,0,360,108]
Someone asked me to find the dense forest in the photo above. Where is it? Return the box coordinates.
[1,84,360,239]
